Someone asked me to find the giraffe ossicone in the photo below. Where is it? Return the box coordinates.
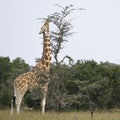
[11,19,51,115]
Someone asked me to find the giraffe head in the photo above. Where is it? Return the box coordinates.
[39,19,50,34]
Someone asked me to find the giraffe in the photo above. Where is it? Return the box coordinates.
[11,19,51,115]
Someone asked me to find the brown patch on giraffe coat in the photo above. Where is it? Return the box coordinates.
[44,43,48,48]
[44,48,49,53]
[44,35,50,42]
[49,56,51,61]
[48,43,50,47]
[20,84,25,89]
[45,38,49,42]
[44,54,49,60]
[42,60,45,65]
[46,62,50,67]
[45,43,50,47]
[20,80,26,85]
[41,66,48,71]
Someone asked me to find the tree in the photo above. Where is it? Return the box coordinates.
[10,57,29,79]
[0,57,29,108]
[0,57,11,108]
[0,56,11,91]
[48,5,75,112]
[49,4,74,66]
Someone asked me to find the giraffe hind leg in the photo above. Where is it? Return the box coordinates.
[11,88,26,114]
[15,91,26,114]
[11,93,23,114]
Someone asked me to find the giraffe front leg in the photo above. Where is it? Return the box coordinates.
[41,85,48,115]
[41,93,47,115]
[16,94,24,114]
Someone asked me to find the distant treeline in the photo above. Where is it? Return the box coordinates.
[0,56,120,111]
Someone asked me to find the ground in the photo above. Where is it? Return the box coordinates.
[0,110,120,120]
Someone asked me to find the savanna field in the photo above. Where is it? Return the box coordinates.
[1,1,120,120]
[0,110,120,120]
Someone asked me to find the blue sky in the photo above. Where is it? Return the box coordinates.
[0,0,120,65]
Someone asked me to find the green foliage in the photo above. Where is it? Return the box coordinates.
[0,57,11,88]
[10,57,29,79]
[0,56,29,108]
[0,56,120,111]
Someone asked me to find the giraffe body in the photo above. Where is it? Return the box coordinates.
[11,19,51,115]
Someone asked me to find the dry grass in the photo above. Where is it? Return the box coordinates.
[0,109,120,120]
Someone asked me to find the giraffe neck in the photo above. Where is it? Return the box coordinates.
[36,31,51,71]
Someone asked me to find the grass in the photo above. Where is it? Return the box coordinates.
[0,109,120,120]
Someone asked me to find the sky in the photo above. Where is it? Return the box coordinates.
[0,0,120,66]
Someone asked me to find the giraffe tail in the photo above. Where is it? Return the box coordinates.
[11,87,16,115]
[11,96,16,115]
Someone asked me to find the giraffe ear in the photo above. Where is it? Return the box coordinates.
[39,28,43,34]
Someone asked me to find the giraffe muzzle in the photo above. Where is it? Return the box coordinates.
[39,31,42,34]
